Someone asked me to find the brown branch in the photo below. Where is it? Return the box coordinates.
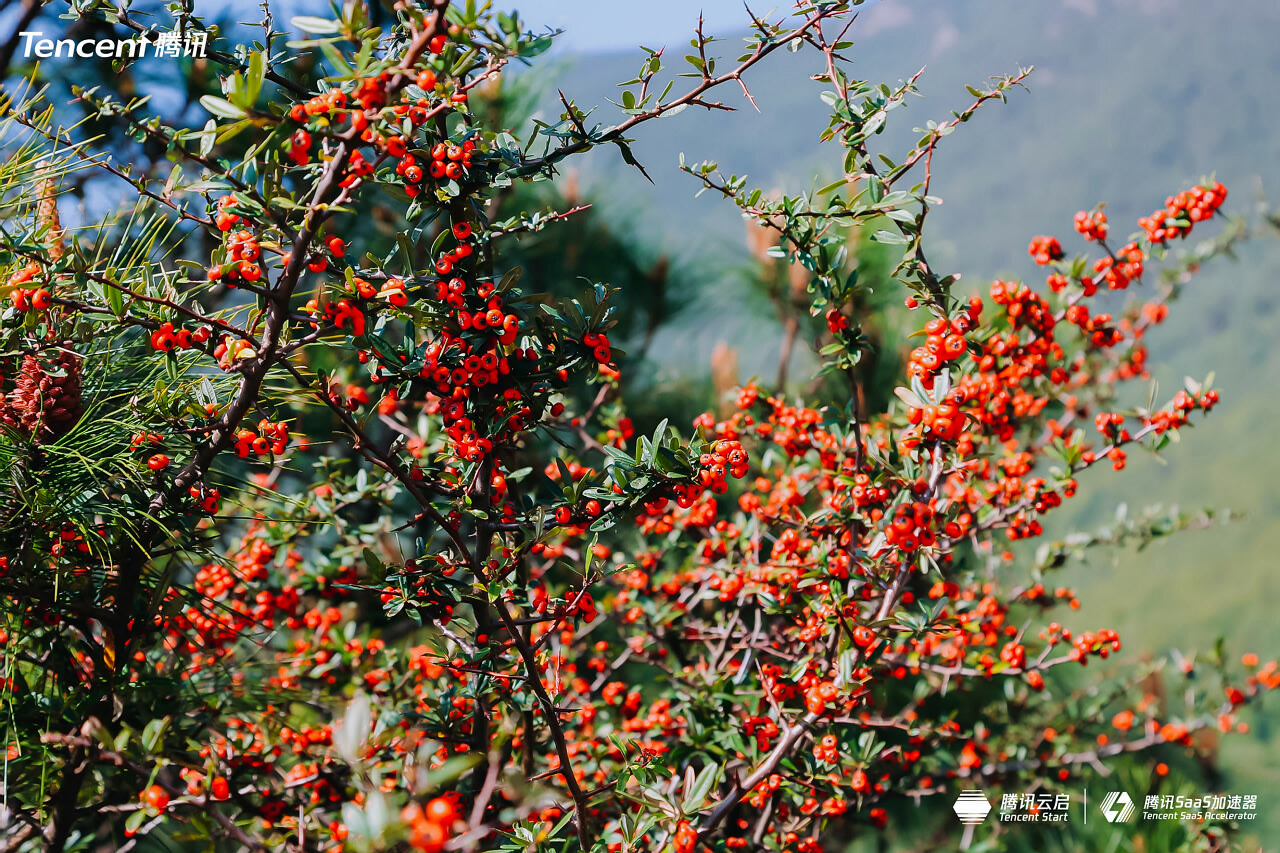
[515,4,848,175]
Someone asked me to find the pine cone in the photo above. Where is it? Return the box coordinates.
[6,351,83,442]
[37,167,65,262]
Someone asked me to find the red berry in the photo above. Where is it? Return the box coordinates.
[144,785,169,810]
[424,795,459,826]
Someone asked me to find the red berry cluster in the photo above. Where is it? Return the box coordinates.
[564,587,600,621]
[1005,511,1044,540]
[283,62,470,195]
[1092,241,1145,290]
[905,309,977,387]
[826,307,851,336]
[150,321,211,352]
[10,287,51,312]
[673,821,698,853]
[7,262,50,312]
[339,148,376,189]
[303,297,367,337]
[987,280,1054,338]
[433,223,476,276]
[130,431,163,449]
[1036,621,1123,665]
[1070,628,1121,663]
[1140,181,1226,244]
[174,526,302,663]
[882,500,936,552]
[207,229,263,285]
[213,195,244,232]
[187,483,222,513]
[803,678,839,715]
[696,438,749,494]
[1072,208,1108,241]
[1149,388,1219,433]
[344,276,409,309]
[850,471,889,509]
[288,87,354,124]
[454,298,519,345]
[1027,234,1064,265]
[423,140,476,187]
[420,335,515,405]
[743,715,781,750]
[583,331,614,365]
[904,388,968,444]
[401,794,464,852]
[1093,411,1127,441]
[1064,304,1122,348]
[179,771,232,802]
[234,419,290,458]
[212,336,258,369]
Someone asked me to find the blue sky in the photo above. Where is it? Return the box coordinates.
[505,1,805,53]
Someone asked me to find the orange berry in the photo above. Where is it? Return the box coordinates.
[143,785,170,811]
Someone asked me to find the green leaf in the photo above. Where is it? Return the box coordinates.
[292,15,341,33]
[215,119,253,145]
[199,95,247,120]
[651,417,669,450]
[817,177,848,196]
[519,35,554,58]
[871,229,908,245]
[141,717,170,753]
[554,458,573,491]
[105,281,124,317]
[893,386,923,408]
[367,332,399,362]
[246,51,265,105]
[396,232,415,269]
[318,40,354,74]
[589,514,618,533]
[497,267,522,292]
[125,810,148,835]
[682,763,720,810]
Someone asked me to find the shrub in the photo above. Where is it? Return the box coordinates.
[0,2,1270,851]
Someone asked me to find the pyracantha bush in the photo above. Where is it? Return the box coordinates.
[0,2,1270,852]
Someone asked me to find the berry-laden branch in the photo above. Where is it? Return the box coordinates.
[509,1,852,179]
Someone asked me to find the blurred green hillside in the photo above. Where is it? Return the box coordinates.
[530,0,1280,845]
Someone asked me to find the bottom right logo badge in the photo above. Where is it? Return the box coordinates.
[1100,791,1136,823]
